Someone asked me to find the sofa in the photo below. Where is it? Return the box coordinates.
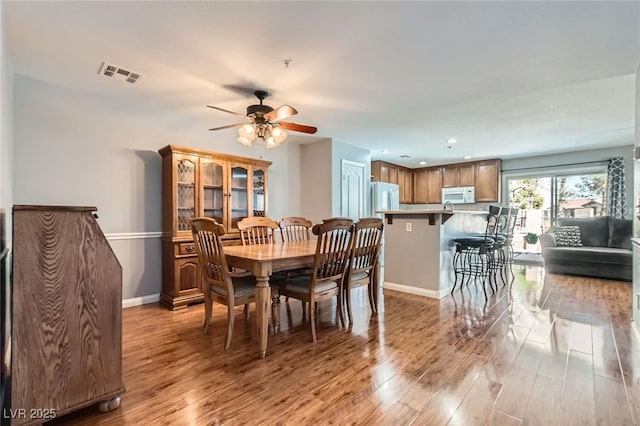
[539,216,632,281]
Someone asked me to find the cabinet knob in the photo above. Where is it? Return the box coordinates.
[186,246,194,252]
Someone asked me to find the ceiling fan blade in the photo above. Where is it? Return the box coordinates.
[208,123,244,131]
[206,105,247,117]
[264,105,298,122]
[279,121,318,134]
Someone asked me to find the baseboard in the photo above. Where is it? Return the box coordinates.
[122,293,160,308]
[383,281,451,299]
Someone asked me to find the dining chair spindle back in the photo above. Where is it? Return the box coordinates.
[191,217,256,350]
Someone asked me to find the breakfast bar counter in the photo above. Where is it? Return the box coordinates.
[379,210,487,298]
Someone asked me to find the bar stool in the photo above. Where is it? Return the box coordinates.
[451,207,502,299]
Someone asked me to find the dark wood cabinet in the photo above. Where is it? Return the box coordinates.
[11,205,123,424]
[475,159,501,202]
[159,145,271,309]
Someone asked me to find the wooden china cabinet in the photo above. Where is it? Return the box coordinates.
[159,145,271,309]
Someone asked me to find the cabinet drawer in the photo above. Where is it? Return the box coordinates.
[178,242,197,255]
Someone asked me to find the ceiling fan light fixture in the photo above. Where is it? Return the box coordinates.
[237,124,257,147]
[237,135,253,147]
[208,89,316,149]
[271,126,288,144]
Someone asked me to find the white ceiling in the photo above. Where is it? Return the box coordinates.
[4,1,639,167]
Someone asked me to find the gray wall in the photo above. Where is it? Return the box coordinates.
[12,75,302,300]
[300,138,372,224]
[300,139,333,224]
[1,3,13,245]
[502,145,635,218]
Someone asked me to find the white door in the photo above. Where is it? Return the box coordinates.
[341,160,365,220]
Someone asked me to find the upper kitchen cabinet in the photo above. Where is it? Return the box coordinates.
[413,167,441,204]
[474,159,502,202]
[442,163,475,188]
[372,161,389,182]
[373,160,412,202]
[413,168,428,203]
[398,168,413,203]
[427,167,442,204]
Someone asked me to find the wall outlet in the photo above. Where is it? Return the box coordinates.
[406,222,412,232]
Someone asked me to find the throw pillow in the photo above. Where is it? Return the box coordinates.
[553,225,582,247]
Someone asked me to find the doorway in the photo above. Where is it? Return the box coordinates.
[341,160,365,221]
[507,170,607,253]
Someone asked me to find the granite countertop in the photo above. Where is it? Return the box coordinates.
[375,210,487,215]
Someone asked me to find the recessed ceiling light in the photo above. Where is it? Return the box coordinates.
[463,155,471,160]
[381,149,390,154]
[447,138,457,144]
[419,161,426,165]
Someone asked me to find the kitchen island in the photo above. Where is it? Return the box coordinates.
[378,210,487,298]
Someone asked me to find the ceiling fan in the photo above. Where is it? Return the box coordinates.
[207,90,317,148]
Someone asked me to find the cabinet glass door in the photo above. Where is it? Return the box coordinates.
[201,161,224,224]
[230,165,248,230]
[253,168,266,217]
[176,159,196,232]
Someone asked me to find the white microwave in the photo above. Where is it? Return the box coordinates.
[442,186,475,204]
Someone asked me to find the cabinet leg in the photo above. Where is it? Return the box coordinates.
[97,395,121,413]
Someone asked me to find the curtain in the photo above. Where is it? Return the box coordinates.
[606,157,626,219]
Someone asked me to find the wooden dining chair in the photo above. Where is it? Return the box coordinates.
[191,217,256,351]
[237,216,284,327]
[279,217,314,298]
[237,217,279,245]
[278,217,355,343]
[344,217,384,326]
[279,216,313,243]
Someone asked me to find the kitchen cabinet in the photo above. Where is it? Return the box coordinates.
[413,168,428,203]
[373,158,500,205]
[412,167,441,204]
[427,167,442,204]
[402,168,413,203]
[475,159,501,202]
[389,164,399,185]
[373,160,412,203]
[158,145,271,309]
[442,163,475,188]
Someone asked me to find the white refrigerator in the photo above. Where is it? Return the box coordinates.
[371,182,400,266]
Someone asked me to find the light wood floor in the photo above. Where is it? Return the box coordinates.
[50,265,639,425]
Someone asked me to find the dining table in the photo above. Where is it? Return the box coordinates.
[223,239,317,358]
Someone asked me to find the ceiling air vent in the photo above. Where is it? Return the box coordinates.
[98,62,142,84]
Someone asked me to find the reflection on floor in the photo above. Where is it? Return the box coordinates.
[50,265,636,425]
[513,251,545,266]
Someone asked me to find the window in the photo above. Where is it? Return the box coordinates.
[507,170,607,252]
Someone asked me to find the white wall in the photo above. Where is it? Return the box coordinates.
[502,145,635,218]
[0,3,13,244]
[331,139,371,217]
[13,75,301,300]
